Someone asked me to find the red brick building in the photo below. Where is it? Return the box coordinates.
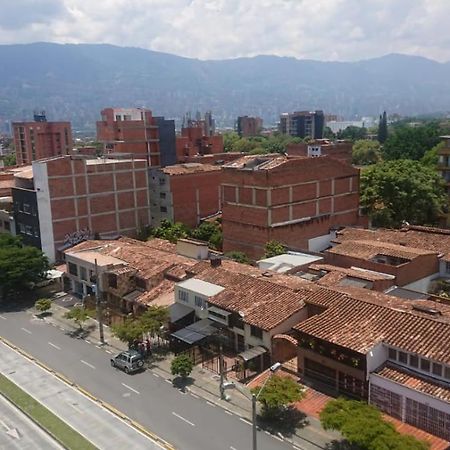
[287,139,353,164]
[96,108,176,167]
[12,155,150,262]
[176,128,224,162]
[221,154,364,259]
[13,113,72,165]
[237,116,263,137]
[149,163,222,228]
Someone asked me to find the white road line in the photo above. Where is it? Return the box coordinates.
[293,445,304,450]
[239,417,251,426]
[165,379,172,384]
[230,447,238,450]
[121,383,140,395]
[152,373,160,378]
[224,410,233,415]
[21,328,32,335]
[273,435,284,442]
[206,401,216,407]
[84,340,91,344]
[0,315,6,320]
[190,393,199,399]
[264,431,271,436]
[48,342,61,350]
[80,360,95,369]
[172,412,195,427]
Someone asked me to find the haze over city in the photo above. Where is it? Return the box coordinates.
[2,0,450,62]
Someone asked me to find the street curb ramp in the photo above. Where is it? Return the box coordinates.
[0,336,176,450]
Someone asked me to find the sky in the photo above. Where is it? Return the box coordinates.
[1,0,450,62]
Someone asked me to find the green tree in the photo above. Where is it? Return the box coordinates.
[191,221,223,250]
[360,159,446,228]
[64,306,91,330]
[0,234,50,300]
[382,122,441,160]
[323,127,336,139]
[264,240,286,258]
[139,305,169,337]
[3,153,16,166]
[171,353,194,379]
[320,398,429,450]
[251,375,305,418]
[378,111,388,144]
[150,220,190,243]
[34,298,52,316]
[337,126,367,141]
[421,141,443,167]
[111,317,144,347]
[225,251,250,264]
[352,140,382,165]
[223,131,241,152]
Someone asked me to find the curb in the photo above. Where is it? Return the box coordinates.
[0,336,176,450]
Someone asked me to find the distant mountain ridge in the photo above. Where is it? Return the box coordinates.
[0,42,449,131]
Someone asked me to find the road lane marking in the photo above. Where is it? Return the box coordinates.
[121,383,140,395]
[230,447,238,450]
[206,401,216,407]
[224,410,233,415]
[152,373,160,378]
[80,360,95,369]
[21,328,32,334]
[165,379,172,384]
[48,342,61,350]
[190,393,199,399]
[239,417,251,426]
[172,412,195,427]
[0,315,6,320]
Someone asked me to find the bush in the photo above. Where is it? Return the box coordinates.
[35,298,52,315]
[171,353,194,379]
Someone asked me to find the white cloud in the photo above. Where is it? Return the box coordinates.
[0,0,449,61]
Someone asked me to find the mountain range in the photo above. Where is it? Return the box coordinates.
[1,42,450,131]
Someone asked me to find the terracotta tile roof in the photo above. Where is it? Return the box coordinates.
[161,163,221,175]
[294,286,450,362]
[309,263,394,283]
[335,226,450,261]
[187,261,316,330]
[327,239,437,261]
[374,363,450,404]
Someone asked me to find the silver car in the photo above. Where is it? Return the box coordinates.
[110,350,144,374]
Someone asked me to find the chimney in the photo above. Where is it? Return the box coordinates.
[210,257,222,268]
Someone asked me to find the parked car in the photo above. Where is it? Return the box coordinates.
[110,350,144,374]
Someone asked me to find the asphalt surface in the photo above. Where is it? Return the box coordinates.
[0,308,296,450]
[0,394,63,450]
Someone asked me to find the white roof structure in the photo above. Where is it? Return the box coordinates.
[177,278,225,297]
[257,252,323,273]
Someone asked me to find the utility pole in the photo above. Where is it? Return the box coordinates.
[219,337,226,400]
[94,259,105,344]
[252,394,257,450]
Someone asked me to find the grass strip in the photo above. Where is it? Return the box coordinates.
[0,373,98,450]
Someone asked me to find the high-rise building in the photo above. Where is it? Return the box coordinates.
[279,110,324,139]
[237,116,263,137]
[13,112,72,165]
[437,135,450,227]
[12,155,150,262]
[96,107,176,167]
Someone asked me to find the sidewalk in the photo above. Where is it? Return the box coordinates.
[0,339,167,450]
[45,300,339,450]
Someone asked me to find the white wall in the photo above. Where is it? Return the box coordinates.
[174,285,208,319]
[366,342,387,379]
[404,273,440,294]
[33,162,55,262]
[308,230,336,253]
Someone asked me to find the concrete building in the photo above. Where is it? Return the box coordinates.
[96,107,176,167]
[286,139,353,164]
[12,155,150,262]
[221,154,363,259]
[437,136,450,227]
[13,112,72,165]
[237,116,263,137]
[149,163,222,228]
[279,111,324,139]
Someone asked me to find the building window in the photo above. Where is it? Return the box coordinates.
[178,289,188,303]
[68,262,78,276]
[432,363,443,377]
[136,277,147,289]
[409,354,419,368]
[160,206,167,213]
[194,296,205,308]
[160,192,166,199]
[159,178,166,185]
[388,348,397,360]
[250,325,263,339]
[398,351,408,364]
[24,225,33,235]
[420,358,430,372]
[79,266,87,281]
[446,262,450,274]
[108,274,117,289]
[4,221,10,231]
[444,367,450,380]
[18,223,25,234]
[23,203,31,214]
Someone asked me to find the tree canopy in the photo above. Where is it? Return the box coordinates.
[64,306,91,330]
[171,353,194,379]
[0,234,49,299]
[191,220,223,250]
[320,398,429,450]
[264,240,286,258]
[377,111,388,144]
[337,126,367,141]
[150,219,190,243]
[360,159,446,228]
[225,251,250,264]
[222,131,302,154]
[352,139,381,165]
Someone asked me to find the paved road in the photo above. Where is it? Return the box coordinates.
[0,394,63,450]
[0,341,165,450]
[0,309,297,450]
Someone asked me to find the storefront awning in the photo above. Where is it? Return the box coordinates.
[171,318,219,345]
[169,302,194,323]
[238,346,267,362]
